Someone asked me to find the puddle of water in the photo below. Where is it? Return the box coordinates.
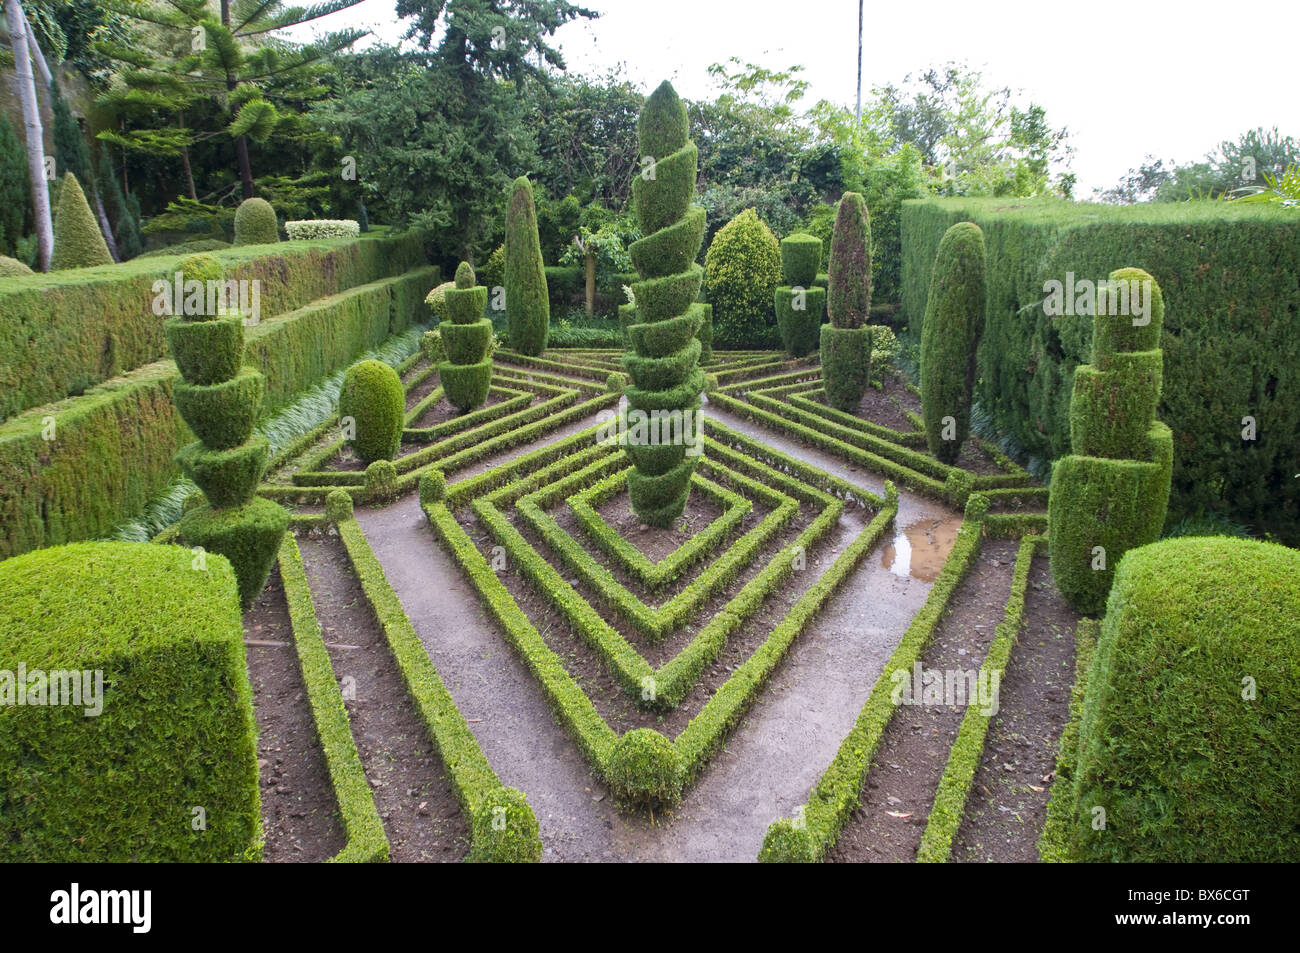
[881,516,962,583]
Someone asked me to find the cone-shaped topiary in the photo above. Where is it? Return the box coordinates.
[49,173,112,270]
[1048,268,1172,614]
[168,256,288,606]
[339,359,405,463]
[439,260,493,411]
[775,232,825,357]
[704,208,781,348]
[233,197,279,246]
[504,178,549,355]
[920,222,987,463]
[820,193,872,410]
[624,81,707,527]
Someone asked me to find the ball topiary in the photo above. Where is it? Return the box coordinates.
[704,208,782,349]
[338,359,405,464]
[920,222,987,463]
[1058,536,1300,861]
[1048,268,1171,614]
[439,260,494,411]
[49,173,112,270]
[820,193,873,410]
[0,254,34,276]
[233,197,279,246]
[324,488,354,523]
[467,787,542,863]
[504,178,549,355]
[607,728,683,808]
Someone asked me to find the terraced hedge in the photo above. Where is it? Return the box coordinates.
[0,228,426,422]
[0,267,437,559]
[901,197,1300,542]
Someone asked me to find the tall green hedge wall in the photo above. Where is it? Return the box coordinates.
[901,197,1300,541]
[0,267,437,560]
[0,229,426,423]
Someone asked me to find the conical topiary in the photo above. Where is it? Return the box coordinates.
[920,222,987,463]
[49,173,112,270]
[1048,268,1172,614]
[775,232,824,356]
[624,80,708,527]
[504,178,549,355]
[169,254,288,606]
[439,260,493,411]
[820,192,872,411]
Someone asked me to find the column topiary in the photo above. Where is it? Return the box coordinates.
[820,192,872,411]
[1048,267,1172,615]
[505,177,549,355]
[233,196,279,246]
[49,173,112,270]
[439,260,493,411]
[775,232,824,357]
[169,254,289,607]
[339,359,405,463]
[920,222,987,463]
[624,80,708,527]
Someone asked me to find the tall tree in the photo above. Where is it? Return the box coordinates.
[4,0,54,270]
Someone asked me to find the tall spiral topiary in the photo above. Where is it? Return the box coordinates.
[233,197,279,246]
[774,232,824,357]
[50,173,112,270]
[439,261,493,411]
[920,222,987,463]
[624,80,708,527]
[1048,267,1172,614]
[505,178,549,355]
[820,192,872,411]
[167,255,289,607]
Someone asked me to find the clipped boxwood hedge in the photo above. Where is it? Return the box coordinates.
[0,541,261,861]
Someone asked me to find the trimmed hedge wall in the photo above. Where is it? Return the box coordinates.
[0,542,261,861]
[901,197,1300,542]
[0,267,437,560]
[0,229,426,423]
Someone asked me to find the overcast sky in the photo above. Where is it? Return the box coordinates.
[296,0,1299,196]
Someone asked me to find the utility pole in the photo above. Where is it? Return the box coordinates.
[855,0,864,126]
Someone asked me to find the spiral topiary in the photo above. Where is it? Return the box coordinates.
[168,257,288,606]
[920,222,987,463]
[820,192,873,411]
[439,260,493,411]
[233,197,279,246]
[504,179,549,355]
[775,232,825,357]
[338,359,405,463]
[1048,267,1172,614]
[623,80,707,527]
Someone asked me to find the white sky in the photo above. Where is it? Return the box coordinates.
[297,0,1300,195]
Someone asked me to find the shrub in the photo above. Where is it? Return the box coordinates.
[481,243,506,295]
[424,280,455,321]
[0,254,33,276]
[920,222,987,463]
[421,329,446,364]
[177,497,291,606]
[165,315,244,385]
[285,219,360,241]
[0,541,261,861]
[364,459,399,500]
[606,372,626,393]
[325,487,354,523]
[775,233,825,357]
[1049,268,1171,614]
[820,324,871,412]
[780,232,823,286]
[827,191,872,329]
[137,238,232,259]
[1060,537,1300,861]
[505,177,550,355]
[418,469,446,505]
[607,728,683,808]
[467,787,543,863]
[49,173,112,271]
[869,324,899,386]
[624,81,707,527]
[174,367,265,450]
[697,302,714,364]
[233,197,280,246]
[704,208,782,348]
[339,359,405,463]
[439,261,494,411]
[176,435,269,508]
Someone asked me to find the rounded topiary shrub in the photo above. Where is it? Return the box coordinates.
[233,197,280,246]
[325,488,354,523]
[780,232,823,287]
[425,280,455,322]
[704,208,782,348]
[1061,537,1300,862]
[607,728,683,808]
[49,173,112,271]
[175,433,270,508]
[364,459,399,500]
[418,470,446,505]
[178,497,291,607]
[338,359,405,464]
[0,542,261,861]
[0,254,34,276]
[467,787,542,863]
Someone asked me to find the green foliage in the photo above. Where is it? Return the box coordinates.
[704,208,782,348]
[827,191,872,328]
[468,787,543,863]
[364,459,400,501]
[920,222,986,463]
[775,285,824,357]
[0,115,30,258]
[607,729,683,808]
[339,359,405,463]
[138,239,231,259]
[0,541,260,861]
[233,197,280,246]
[0,255,33,276]
[50,174,112,270]
[1059,537,1300,861]
[481,243,506,291]
[165,317,245,390]
[419,469,446,505]
[178,497,290,606]
[439,360,494,413]
[505,177,550,355]
[94,143,143,260]
[325,487,355,523]
[780,232,822,286]
[820,325,871,411]
[174,368,265,450]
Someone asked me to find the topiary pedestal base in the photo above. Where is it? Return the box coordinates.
[178,496,291,607]
[776,286,825,357]
[820,324,871,412]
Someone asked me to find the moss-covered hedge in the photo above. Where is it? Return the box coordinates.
[0,229,426,422]
[0,542,261,861]
[901,197,1300,542]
